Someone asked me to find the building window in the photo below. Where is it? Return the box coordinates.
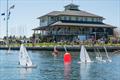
[56,17,60,21]
[84,17,87,21]
[61,16,70,20]
[64,16,67,20]
[96,18,100,22]
[71,16,76,21]
[41,18,45,22]
[99,18,102,22]
[76,16,79,21]
[61,16,64,20]
[82,17,87,22]
[68,16,71,20]
[87,17,92,22]
[92,18,94,22]
[80,17,83,21]
[66,16,69,20]
[94,18,97,22]
[92,18,97,22]
[51,17,55,21]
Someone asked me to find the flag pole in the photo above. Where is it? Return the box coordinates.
[6,0,9,47]
[0,0,2,35]
[71,0,73,3]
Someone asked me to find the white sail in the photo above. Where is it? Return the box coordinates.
[94,48,106,63]
[80,45,91,63]
[19,44,32,67]
[103,46,112,62]
[96,48,103,61]
[7,47,11,53]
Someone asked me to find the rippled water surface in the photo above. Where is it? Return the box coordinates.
[0,50,120,80]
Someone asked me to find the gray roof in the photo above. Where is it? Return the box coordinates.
[32,26,48,30]
[64,3,79,8]
[51,21,116,28]
[38,10,104,19]
[33,21,116,30]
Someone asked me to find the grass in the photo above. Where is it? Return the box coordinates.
[0,42,120,47]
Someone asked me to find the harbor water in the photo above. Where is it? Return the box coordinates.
[0,50,120,80]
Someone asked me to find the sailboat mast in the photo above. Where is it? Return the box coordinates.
[104,46,109,59]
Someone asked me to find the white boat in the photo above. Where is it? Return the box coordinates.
[103,46,112,62]
[78,45,92,63]
[18,44,37,68]
[95,48,106,62]
[96,56,106,63]
[7,47,11,54]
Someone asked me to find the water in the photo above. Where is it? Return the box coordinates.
[0,50,120,80]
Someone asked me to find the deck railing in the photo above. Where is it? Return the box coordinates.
[36,31,107,36]
[41,31,89,35]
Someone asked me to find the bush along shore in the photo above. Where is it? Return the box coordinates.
[0,42,120,52]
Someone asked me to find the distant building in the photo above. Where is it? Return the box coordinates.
[33,4,116,42]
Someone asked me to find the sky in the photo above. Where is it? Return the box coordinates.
[0,0,120,38]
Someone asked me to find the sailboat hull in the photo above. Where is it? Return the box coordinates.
[78,61,93,64]
[17,64,37,68]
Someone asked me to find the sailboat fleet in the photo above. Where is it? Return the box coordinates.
[2,44,112,68]
[16,44,112,69]
[78,45,112,63]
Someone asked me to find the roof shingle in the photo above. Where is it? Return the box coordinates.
[38,10,104,19]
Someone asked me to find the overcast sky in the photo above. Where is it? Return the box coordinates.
[0,0,120,38]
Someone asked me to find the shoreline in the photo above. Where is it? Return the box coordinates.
[0,46,120,52]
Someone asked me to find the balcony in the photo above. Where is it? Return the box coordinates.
[41,31,89,36]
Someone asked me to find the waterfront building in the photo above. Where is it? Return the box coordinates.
[33,4,116,42]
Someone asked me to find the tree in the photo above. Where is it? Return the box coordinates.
[114,28,120,37]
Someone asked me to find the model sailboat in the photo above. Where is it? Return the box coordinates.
[7,47,11,54]
[52,46,59,57]
[103,46,112,62]
[18,44,37,68]
[95,48,106,62]
[78,45,92,63]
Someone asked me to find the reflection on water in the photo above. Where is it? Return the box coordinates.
[64,63,71,80]
[20,68,32,80]
[79,63,91,80]
[0,50,120,80]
